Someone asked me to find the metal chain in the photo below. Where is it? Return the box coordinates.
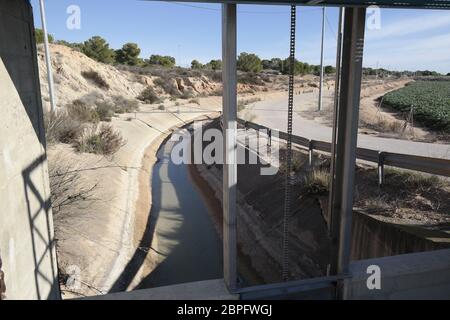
[282,4,296,282]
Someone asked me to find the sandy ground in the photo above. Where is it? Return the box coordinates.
[51,98,221,298]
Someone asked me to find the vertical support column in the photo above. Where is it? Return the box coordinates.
[329,7,366,298]
[39,0,57,112]
[318,7,326,111]
[222,3,238,292]
[327,7,344,235]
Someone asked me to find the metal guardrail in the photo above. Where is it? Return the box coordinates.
[237,119,450,185]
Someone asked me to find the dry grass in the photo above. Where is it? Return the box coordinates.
[303,169,330,195]
[238,97,262,112]
[44,110,84,144]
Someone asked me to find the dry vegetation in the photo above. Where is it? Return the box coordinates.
[278,147,450,225]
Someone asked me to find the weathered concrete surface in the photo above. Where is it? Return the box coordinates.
[87,279,238,300]
[347,248,450,299]
[351,211,450,260]
[0,0,59,299]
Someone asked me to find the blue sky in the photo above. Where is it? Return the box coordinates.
[30,0,450,73]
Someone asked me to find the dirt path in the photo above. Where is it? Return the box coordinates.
[244,82,450,160]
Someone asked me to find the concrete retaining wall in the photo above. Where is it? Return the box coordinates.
[0,0,59,300]
[351,211,450,260]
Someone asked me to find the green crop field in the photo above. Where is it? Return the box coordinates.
[383,81,450,132]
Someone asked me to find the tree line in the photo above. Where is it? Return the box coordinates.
[35,29,177,68]
[37,29,445,77]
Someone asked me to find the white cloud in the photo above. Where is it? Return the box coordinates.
[366,12,450,40]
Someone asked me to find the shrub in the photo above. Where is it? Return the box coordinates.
[75,124,125,155]
[154,77,180,96]
[44,111,83,144]
[81,70,110,90]
[238,73,265,85]
[158,104,165,110]
[304,169,330,195]
[35,28,54,44]
[191,60,204,69]
[67,99,99,123]
[95,101,115,122]
[189,98,200,105]
[115,43,141,66]
[48,157,98,217]
[237,53,262,73]
[138,87,160,104]
[205,59,222,71]
[147,55,176,68]
[112,95,139,113]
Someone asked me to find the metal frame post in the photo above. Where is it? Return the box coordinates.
[327,7,344,236]
[222,3,238,292]
[318,7,326,111]
[38,0,57,112]
[329,7,366,298]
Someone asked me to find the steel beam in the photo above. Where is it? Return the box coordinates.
[222,3,238,292]
[329,7,366,298]
[327,7,344,251]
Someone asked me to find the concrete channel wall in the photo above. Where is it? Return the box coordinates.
[0,0,59,300]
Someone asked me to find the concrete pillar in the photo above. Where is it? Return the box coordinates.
[0,0,59,300]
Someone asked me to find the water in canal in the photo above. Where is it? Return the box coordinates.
[138,139,223,288]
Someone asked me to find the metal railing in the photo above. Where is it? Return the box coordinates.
[238,119,450,185]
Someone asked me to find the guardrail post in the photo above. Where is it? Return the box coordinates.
[378,151,385,187]
[308,140,314,167]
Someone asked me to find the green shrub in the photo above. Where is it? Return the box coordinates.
[82,36,115,64]
[35,28,54,44]
[158,104,165,110]
[115,43,141,66]
[147,54,176,68]
[138,87,160,104]
[75,124,124,155]
[237,53,262,73]
[81,70,110,90]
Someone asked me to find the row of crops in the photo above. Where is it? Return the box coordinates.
[382,81,450,132]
